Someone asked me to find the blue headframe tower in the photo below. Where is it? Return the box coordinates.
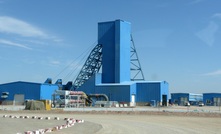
[98,20,131,83]
[72,19,144,90]
[72,19,169,106]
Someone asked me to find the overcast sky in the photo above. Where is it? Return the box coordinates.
[0,0,221,94]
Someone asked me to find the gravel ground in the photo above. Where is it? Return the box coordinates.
[0,106,221,134]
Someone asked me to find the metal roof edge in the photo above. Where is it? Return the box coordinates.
[0,81,58,86]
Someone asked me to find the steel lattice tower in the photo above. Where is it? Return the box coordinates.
[71,44,102,90]
[130,34,145,81]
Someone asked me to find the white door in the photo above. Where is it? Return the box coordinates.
[131,94,135,103]
[130,94,136,107]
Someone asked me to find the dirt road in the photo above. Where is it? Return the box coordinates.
[0,111,221,134]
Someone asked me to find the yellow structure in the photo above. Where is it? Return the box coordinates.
[40,100,51,110]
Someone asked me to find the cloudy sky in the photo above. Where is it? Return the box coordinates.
[0,0,221,94]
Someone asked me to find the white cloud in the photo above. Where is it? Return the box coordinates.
[203,69,221,76]
[0,16,48,38]
[196,21,219,47]
[50,60,61,66]
[212,13,221,19]
[0,39,32,50]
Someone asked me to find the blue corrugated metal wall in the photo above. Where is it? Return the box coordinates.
[115,20,131,83]
[0,82,41,101]
[98,21,115,83]
[171,93,189,105]
[171,93,203,105]
[98,20,131,83]
[96,84,136,102]
[136,82,161,103]
[77,74,97,94]
[40,84,58,100]
[81,74,169,104]
[203,93,221,106]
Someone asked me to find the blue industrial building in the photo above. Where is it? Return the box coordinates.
[171,93,203,106]
[0,20,169,107]
[136,81,169,106]
[203,93,221,106]
[76,20,169,106]
[0,80,58,105]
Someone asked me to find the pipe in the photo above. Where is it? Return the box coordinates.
[87,94,109,101]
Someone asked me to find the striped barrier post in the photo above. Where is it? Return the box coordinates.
[25,116,29,119]
[54,117,59,120]
[32,116,37,119]
[4,115,84,134]
[20,116,25,119]
[24,131,33,134]
[38,129,45,134]
[45,117,50,120]
[44,128,52,133]
[38,117,43,120]
[15,116,20,119]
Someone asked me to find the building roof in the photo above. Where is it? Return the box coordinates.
[96,81,137,86]
[136,81,167,83]
[171,93,202,95]
[203,93,221,95]
[0,81,57,86]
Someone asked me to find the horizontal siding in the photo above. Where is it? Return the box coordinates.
[98,21,115,83]
[96,85,131,102]
[203,93,221,106]
[76,74,96,94]
[171,93,189,100]
[0,82,40,101]
[136,83,161,102]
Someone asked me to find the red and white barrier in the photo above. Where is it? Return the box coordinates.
[45,117,50,120]
[15,116,20,119]
[38,117,43,120]
[24,131,33,134]
[44,128,52,133]
[32,116,37,119]
[4,115,84,134]
[62,124,68,128]
[58,125,63,130]
[38,129,45,134]
[20,116,25,119]
[54,117,59,120]
[25,116,29,119]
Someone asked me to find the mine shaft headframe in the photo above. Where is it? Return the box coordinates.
[130,34,145,81]
[71,44,102,90]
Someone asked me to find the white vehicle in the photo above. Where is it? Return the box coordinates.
[198,101,204,107]
[184,102,190,106]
